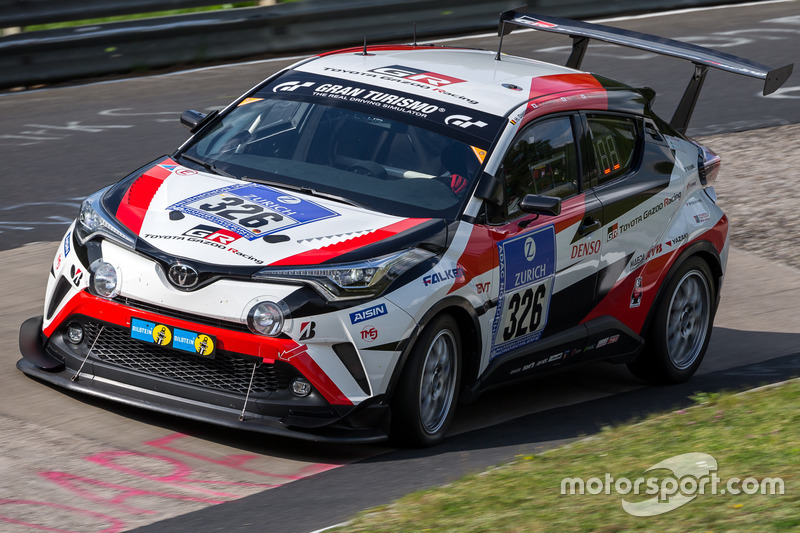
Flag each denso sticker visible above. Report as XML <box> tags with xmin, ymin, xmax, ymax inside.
<box><xmin>168</xmin><ymin>183</ymin><xmax>339</xmax><ymax>240</ymax></box>
<box><xmin>491</xmin><ymin>225</ymin><xmax>556</xmax><ymax>358</ymax></box>
<box><xmin>350</xmin><ymin>303</ymin><xmax>388</xmax><ymax>324</ymax></box>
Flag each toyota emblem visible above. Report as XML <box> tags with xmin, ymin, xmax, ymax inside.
<box><xmin>168</xmin><ymin>263</ymin><xmax>199</xmax><ymax>289</ymax></box>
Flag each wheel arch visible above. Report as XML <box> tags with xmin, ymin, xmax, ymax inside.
<box><xmin>384</xmin><ymin>296</ymin><xmax>483</xmax><ymax>403</ymax></box>
<box><xmin>641</xmin><ymin>240</ymin><xmax>723</xmax><ymax>338</ymax></box>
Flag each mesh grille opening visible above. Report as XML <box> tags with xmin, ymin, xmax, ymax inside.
<box><xmin>83</xmin><ymin>322</ymin><xmax>289</xmax><ymax>395</ymax></box>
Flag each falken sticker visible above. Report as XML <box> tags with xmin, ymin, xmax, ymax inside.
<box><xmin>168</xmin><ymin>183</ymin><xmax>340</xmax><ymax>240</ymax></box>
<box><xmin>491</xmin><ymin>225</ymin><xmax>556</xmax><ymax>359</ymax></box>
<box><xmin>63</xmin><ymin>231</ymin><xmax>71</xmax><ymax>257</ymax></box>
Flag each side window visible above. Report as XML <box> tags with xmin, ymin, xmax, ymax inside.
<box><xmin>586</xmin><ymin>114</ymin><xmax>639</xmax><ymax>185</ymax></box>
<box><xmin>501</xmin><ymin>116</ymin><xmax>578</xmax><ymax>219</ymax></box>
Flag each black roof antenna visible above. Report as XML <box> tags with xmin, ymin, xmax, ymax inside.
<box><xmin>358</xmin><ymin>36</ymin><xmax>373</xmax><ymax>56</ymax></box>
<box><xmin>413</xmin><ymin>22</ymin><xmax>418</xmax><ymax>46</ymax></box>
<box><xmin>495</xmin><ymin>21</ymin><xmax>506</xmax><ymax>61</ymax></box>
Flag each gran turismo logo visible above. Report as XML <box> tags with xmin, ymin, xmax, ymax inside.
<box><xmin>444</xmin><ymin>114</ymin><xmax>488</xmax><ymax>129</ymax></box>
<box><xmin>273</xmin><ymin>81</ymin><xmax>315</xmax><ymax>93</ymax></box>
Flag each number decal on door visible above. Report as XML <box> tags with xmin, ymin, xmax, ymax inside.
<box><xmin>501</xmin><ymin>284</ymin><xmax>547</xmax><ymax>342</ymax></box>
<box><xmin>491</xmin><ymin>225</ymin><xmax>556</xmax><ymax>358</ymax></box>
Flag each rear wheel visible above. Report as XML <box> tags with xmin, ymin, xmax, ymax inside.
<box><xmin>391</xmin><ymin>315</ymin><xmax>461</xmax><ymax>447</ymax></box>
<box><xmin>628</xmin><ymin>257</ymin><xmax>715</xmax><ymax>383</ymax></box>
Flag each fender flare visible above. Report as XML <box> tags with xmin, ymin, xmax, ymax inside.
<box><xmin>640</xmin><ymin>240</ymin><xmax>723</xmax><ymax>338</ymax></box>
<box><xmin>383</xmin><ymin>295</ymin><xmax>484</xmax><ymax>403</ymax></box>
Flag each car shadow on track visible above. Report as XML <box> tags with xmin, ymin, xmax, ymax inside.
<box><xmin>122</xmin><ymin>326</ymin><xmax>800</xmax><ymax>533</ymax></box>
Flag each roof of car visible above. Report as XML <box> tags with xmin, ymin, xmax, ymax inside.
<box><xmin>298</xmin><ymin>46</ymin><xmax>625</xmax><ymax>118</ymax></box>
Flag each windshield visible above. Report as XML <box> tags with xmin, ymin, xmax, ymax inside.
<box><xmin>179</xmin><ymin>72</ymin><xmax>501</xmax><ymax>219</ymax></box>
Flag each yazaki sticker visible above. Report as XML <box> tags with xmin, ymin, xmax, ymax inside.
<box><xmin>167</xmin><ymin>183</ymin><xmax>340</xmax><ymax>240</ymax></box>
<box><xmin>490</xmin><ymin>225</ymin><xmax>556</xmax><ymax>358</ymax></box>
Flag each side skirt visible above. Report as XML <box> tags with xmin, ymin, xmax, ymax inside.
<box><xmin>466</xmin><ymin>316</ymin><xmax>643</xmax><ymax>399</ymax></box>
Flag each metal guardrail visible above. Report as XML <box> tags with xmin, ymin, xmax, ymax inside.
<box><xmin>0</xmin><ymin>0</ymin><xmax>230</xmax><ymax>27</ymax></box>
<box><xmin>0</xmin><ymin>0</ymin><xmax>762</xmax><ymax>90</ymax></box>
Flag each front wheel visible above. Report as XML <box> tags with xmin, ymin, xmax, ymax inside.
<box><xmin>628</xmin><ymin>257</ymin><xmax>715</xmax><ymax>384</ymax></box>
<box><xmin>391</xmin><ymin>315</ymin><xmax>461</xmax><ymax>447</ymax></box>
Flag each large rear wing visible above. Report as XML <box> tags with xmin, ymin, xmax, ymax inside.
<box><xmin>497</xmin><ymin>10</ymin><xmax>794</xmax><ymax>134</ymax></box>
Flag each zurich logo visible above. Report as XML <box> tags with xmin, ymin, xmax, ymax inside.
<box><xmin>168</xmin><ymin>263</ymin><xmax>199</xmax><ymax>289</ymax></box>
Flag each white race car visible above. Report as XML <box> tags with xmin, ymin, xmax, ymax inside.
<box><xmin>18</xmin><ymin>11</ymin><xmax>792</xmax><ymax>445</ymax></box>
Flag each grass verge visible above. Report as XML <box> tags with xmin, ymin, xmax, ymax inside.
<box><xmin>334</xmin><ymin>380</ymin><xmax>799</xmax><ymax>532</ymax></box>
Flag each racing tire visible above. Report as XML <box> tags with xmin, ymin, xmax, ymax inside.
<box><xmin>628</xmin><ymin>257</ymin><xmax>715</xmax><ymax>384</ymax></box>
<box><xmin>391</xmin><ymin>315</ymin><xmax>461</xmax><ymax>447</ymax></box>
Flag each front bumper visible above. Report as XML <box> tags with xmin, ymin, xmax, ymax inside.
<box><xmin>18</xmin><ymin>315</ymin><xmax>389</xmax><ymax>443</ymax></box>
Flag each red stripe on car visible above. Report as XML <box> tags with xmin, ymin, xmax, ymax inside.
<box><xmin>268</xmin><ymin>218</ymin><xmax>430</xmax><ymax>266</ymax></box>
<box><xmin>522</xmin><ymin>74</ymin><xmax>608</xmax><ymax>125</ymax></box>
<box><xmin>115</xmin><ymin>159</ymin><xmax>174</xmax><ymax>235</ymax></box>
<box><xmin>44</xmin><ymin>291</ymin><xmax>352</xmax><ymax>406</ymax></box>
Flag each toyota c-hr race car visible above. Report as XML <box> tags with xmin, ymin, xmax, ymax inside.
<box><xmin>18</xmin><ymin>11</ymin><xmax>793</xmax><ymax>446</ymax></box>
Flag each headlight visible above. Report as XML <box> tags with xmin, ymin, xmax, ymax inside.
<box><xmin>76</xmin><ymin>188</ymin><xmax>136</xmax><ymax>249</ymax></box>
<box><xmin>92</xmin><ymin>260</ymin><xmax>121</xmax><ymax>299</ymax></box>
<box><xmin>247</xmin><ymin>301</ymin><xmax>285</xmax><ymax>336</ymax></box>
<box><xmin>253</xmin><ymin>248</ymin><xmax>436</xmax><ymax>300</ymax></box>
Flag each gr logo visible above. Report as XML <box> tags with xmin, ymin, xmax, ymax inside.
<box><xmin>184</xmin><ymin>224</ymin><xmax>241</xmax><ymax>245</ymax></box>
<box><xmin>445</xmin><ymin>114</ymin><xmax>488</xmax><ymax>129</ymax></box>
<box><xmin>369</xmin><ymin>65</ymin><xmax>466</xmax><ymax>87</ymax></box>
<box><xmin>273</xmin><ymin>81</ymin><xmax>315</xmax><ymax>93</ymax></box>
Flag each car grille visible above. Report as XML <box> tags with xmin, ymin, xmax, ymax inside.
<box><xmin>83</xmin><ymin>322</ymin><xmax>289</xmax><ymax>395</ymax></box>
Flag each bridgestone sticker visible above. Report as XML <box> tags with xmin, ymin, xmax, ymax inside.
<box><xmin>491</xmin><ymin>225</ymin><xmax>556</xmax><ymax>358</ymax></box>
<box><xmin>168</xmin><ymin>183</ymin><xmax>339</xmax><ymax>240</ymax></box>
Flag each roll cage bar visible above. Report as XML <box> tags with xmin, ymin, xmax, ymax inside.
<box><xmin>497</xmin><ymin>10</ymin><xmax>794</xmax><ymax>134</ymax></box>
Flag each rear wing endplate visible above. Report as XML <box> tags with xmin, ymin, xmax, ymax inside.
<box><xmin>497</xmin><ymin>10</ymin><xmax>794</xmax><ymax>134</ymax></box>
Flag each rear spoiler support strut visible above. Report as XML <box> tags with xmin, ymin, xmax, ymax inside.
<box><xmin>673</xmin><ymin>63</ymin><xmax>708</xmax><ymax>137</ymax></box>
<box><xmin>497</xmin><ymin>10</ymin><xmax>793</xmax><ymax>134</ymax></box>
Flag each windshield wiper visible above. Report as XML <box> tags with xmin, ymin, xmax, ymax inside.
<box><xmin>241</xmin><ymin>176</ymin><xmax>366</xmax><ymax>209</ymax></box>
<box><xmin>178</xmin><ymin>153</ymin><xmax>236</xmax><ymax>179</ymax></box>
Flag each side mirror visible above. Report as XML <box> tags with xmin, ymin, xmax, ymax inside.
<box><xmin>520</xmin><ymin>194</ymin><xmax>561</xmax><ymax>216</ymax></box>
<box><xmin>180</xmin><ymin>109</ymin><xmax>205</xmax><ymax>131</ymax></box>
<box><xmin>180</xmin><ymin>109</ymin><xmax>218</xmax><ymax>133</ymax></box>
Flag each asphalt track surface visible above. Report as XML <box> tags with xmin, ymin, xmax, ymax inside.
<box><xmin>0</xmin><ymin>2</ymin><xmax>799</xmax><ymax>532</ymax></box>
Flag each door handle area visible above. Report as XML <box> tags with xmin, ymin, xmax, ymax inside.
<box><xmin>578</xmin><ymin>217</ymin><xmax>601</xmax><ymax>236</ymax></box>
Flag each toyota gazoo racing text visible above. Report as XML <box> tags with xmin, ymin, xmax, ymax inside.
<box><xmin>18</xmin><ymin>11</ymin><xmax>793</xmax><ymax>446</ymax></box>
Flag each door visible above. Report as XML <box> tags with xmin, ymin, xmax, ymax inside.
<box><xmin>485</xmin><ymin>114</ymin><xmax>603</xmax><ymax>361</ymax></box>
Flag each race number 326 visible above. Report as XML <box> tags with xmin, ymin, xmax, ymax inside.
<box><xmin>502</xmin><ymin>283</ymin><xmax>547</xmax><ymax>341</ymax></box>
